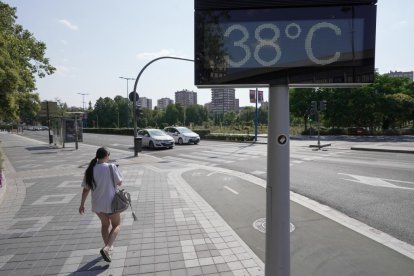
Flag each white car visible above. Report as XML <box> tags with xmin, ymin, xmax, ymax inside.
<box><xmin>164</xmin><ymin>126</ymin><xmax>200</xmax><ymax>145</ymax></box>
<box><xmin>137</xmin><ymin>129</ymin><xmax>174</xmax><ymax>149</ymax></box>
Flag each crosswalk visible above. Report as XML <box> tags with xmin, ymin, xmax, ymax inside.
<box><xmin>162</xmin><ymin>145</ymin><xmax>351</xmax><ymax>175</ymax></box>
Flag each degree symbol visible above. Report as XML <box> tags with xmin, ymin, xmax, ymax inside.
<box><xmin>285</xmin><ymin>23</ymin><xmax>301</xmax><ymax>40</ymax></box>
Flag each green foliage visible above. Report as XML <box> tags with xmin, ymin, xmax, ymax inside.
<box><xmin>205</xmin><ymin>133</ymin><xmax>255</xmax><ymax>142</ymax></box>
<box><xmin>192</xmin><ymin>129</ymin><xmax>210</xmax><ymax>138</ymax></box>
<box><xmin>0</xmin><ymin>2</ymin><xmax>55</xmax><ymax>122</ymax></box>
<box><xmin>290</xmin><ymin>73</ymin><xmax>414</xmax><ymax>132</ymax></box>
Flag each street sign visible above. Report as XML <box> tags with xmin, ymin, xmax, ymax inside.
<box><xmin>194</xmin><ymin>1</ymin><xmax>377</xmax><ymax>87</ymax></box>
<box><xmin>39</xmin><ymin>101</ymin><xmax>59</xmax><ymax>117</ymax></box>
<box><xmin>249</xmin><ymin>90</ymin><xmax>256</xmax><ymax>103</ymax></box>
<box><xmin>129</xmin><ymin>92</ymin><xmax>139</xmax><ymax>102</ymax></box>
<box><xmin>258</xmin><ymin>91</ymin><xmax>264</xmax><ymax>103</ymax></box>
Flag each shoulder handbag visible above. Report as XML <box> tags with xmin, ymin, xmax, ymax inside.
<box><xmin>109</xmin><ymin>165</ymin><xmax>137</xmax><ymax>220</ymax></box>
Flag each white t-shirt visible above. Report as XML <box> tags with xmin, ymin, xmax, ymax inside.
<box><xmin>82</xmin><ymin>163</ymin><xmax>123</xmax><ymax>213</ymax></box>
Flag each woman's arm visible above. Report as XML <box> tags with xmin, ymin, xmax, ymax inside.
<box><xmin>113</xmin><ymin>165</ymin><xmax>123</xmax><ymax>186</ymax></box>
<box><xmin>79</xmin><ymin>188</ymin><xmax>90</xmax><ymax>214</ymax></box>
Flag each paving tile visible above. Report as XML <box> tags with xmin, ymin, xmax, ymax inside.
<box><xmin>201</xmin><ymin>264</ymin><xmax>219</xmax><ymax>274</ymax></box>
<box><xmin>0</xmin><ymin>136</ymin><xmax>265</xmax><ymax>276</ymax></box>
<box><xmin>170</xmin><ymin>268</ymin><xmax>187</xmax><ymax>276</ymax></box>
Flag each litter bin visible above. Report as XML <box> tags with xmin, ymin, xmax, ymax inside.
<box><xmin>134</xmin><ymin>136</ymin><xmax>142</xmax><ymax>156</ymax></box>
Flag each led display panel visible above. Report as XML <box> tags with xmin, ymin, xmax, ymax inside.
<box><xmin>195</xmin><ymin>4</ymin><xmax>376</xmax><ymax>87</ymax></box>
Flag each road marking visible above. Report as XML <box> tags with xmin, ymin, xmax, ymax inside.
<box><xmin>179</xmin><ymin>154</ymin><xmax>233</xmax><ymax>163</ymax></box>
<box><xmin>253</xmin><ymin>218</ymin><xmax>295</xmax><ymax>233</ymax></box>
<box><xmin>184</xmin><ymin>163</ymin><xmax>414</xmax><ymax>260</ymax></box>
<box><xmin>339</xmin><ymin>173</ymin><xmax>414</xmax><ymax>190</ymax></box>
<box><xmin>290</xmin><ymin>191</ymin><xmax>414</xmax><ymax>260</ymax></box>
<box><xmin>251</xmin><ymin>170</ymin><xmax>266</xmax><ymax>175</ymax></box>
<box><xmin>110</xmin><ymin>143</ymin><xmax>131</xmax><ymax>147</ymax></box>
<box><xmin>224</xmin><ymin>185</ymin><xmax>239</xmax><ymax>195</ymax></box>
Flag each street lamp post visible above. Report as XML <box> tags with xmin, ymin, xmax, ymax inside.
<box><xmin>77</xmin><ymin>93</ymin><xmax>89</xmax><ymax>128</ymax></box>
<box><xmin>119</xmin><ymin>76</ymin><xmax>135</xmax><ymax>128</ymax></box>
<box><xmin>132</xmin><ymin>56</ymin><xmax>194</xmax><ymax>156</ymax></box>
<box><xmin>77</xmin><ymin>93</ymin><xmax>89</xmax><ymax>111</ymax></box>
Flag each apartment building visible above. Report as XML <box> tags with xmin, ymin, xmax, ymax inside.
<box><xmin>211</xmin><ymin>88</ymin><xmax>238</xmax><ymax>114</ymax></box>
<box><xmin>157</xmin><ymin>98</ymin><xmax>174</xmax><ymax>110</ymax></box>
<box><xmin>138</xmin><ymin>97</ymin><xmax>152</xmax><ymax>110</ymax></box>
<box><xmin>385</xmin><ymin>71</ymin><xmax>413</xmax><ymax>81</ymax></box>
<box><xmin>175</xmin><ymin>89</ymin><xmax>197</xmax><ymax>107</ymax></box>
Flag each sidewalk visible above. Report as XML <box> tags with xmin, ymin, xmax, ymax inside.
<box><xmin>0</xmin><ymin>133</ymin><xmax>413</xmax><ymax>275</ymax></box>
<box><xmin>258</xmin><ymin>134</ymin><xmax>414</xmax><ymax>154</ymax></box>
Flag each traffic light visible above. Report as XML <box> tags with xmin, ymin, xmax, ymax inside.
<box><xmin>134</xmin><ymin>105</ymin><xmax>143</xmax><ymax>119</ymax></box>
<box><xmin>310</xmin><ymin>101</ymin><xmax>317</xmax><ymax>113</ymax></box>
<box><xmin>320</xmin><ymin>100</ymin><xmax>327</xmax><ymax>111</ymax></box>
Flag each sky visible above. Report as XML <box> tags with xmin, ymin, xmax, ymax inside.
<box><xmin>3</xmin><ymin>0</ymin><xmax>414</xmax><ymax>109</ymax></box>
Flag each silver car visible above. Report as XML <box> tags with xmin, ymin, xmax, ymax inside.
<box><xmin>164</xmin><ymin>126</ymin><xmax>200</xmax><ymax>145</ymax></box>
<box><xmin>137</xmin><ymin>129</ymin><xmax>174</xmax><ymax>149</ymax></box>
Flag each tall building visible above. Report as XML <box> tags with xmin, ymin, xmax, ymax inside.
<box><xmin>385</xmin><ymin>71</ymin><xmax>413</xmax><ymax>81</ymax></box>
<box><xmin>157</xmin><ymin>98</ymin><xmax>174</xmax><ymax>110</ymax></box>
<box><xmin>175</xmin><ymin>89</ymin><xmax>197</xmax><ymax>107</ymax></box>
<box><xmin>138</xmin><ymin>97</ymin><xmax>152</xmax><ymax>110</ymax></box>
<box><xmin>234</xmin><ymin>98</ymin><xmax>239</xmax><ymax>112</ymax></box>
<box><xmin>211</xmin><ymin>88</ymin><xmax>238</xmax><ymax>114</ymax></box>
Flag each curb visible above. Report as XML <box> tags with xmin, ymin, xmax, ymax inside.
<box><xmin>0</xmin><ymin>170</ymin><xmax>5</xmax><ymax>205</ymax></box>
<box><xmin>350</xmin><ymin>147</ymin><xmax>414</xmax><ymax>154</ymax></box>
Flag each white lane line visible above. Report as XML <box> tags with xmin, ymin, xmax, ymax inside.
<box><xmin>224</xmin><ymin>185</ymin><xmax>239</xmax><ymax>195</ymax></box>
<box><xmin>251</xmin><ymin>170</ymin><xmax>266</xmax><ymax>175</ymax></box>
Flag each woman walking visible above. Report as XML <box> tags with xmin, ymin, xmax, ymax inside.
<box><xmin>79</xmin><ymin>147</ymin><xmax>123</xmax><ymax>262</ymax></box>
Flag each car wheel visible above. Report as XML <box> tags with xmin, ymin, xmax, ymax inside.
<box><xmin>178</xmin><ymin>138</ymin><xmax>183</xmax><ymax>145</ymax></box>
<box><xmin>194</xmin><ymin>141</ymin><xmax>199</xmax><ymax>145</ymax></box>
<box><xmin>149</xmin><ymin>141</ymin><xmax>155</xmax><ymax>149</ymax></box>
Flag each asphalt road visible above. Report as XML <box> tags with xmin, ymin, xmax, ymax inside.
<box><xmin>22</xmin><ymin>131</ymin><xmax>414</xmax><ymax>250</ymax></box>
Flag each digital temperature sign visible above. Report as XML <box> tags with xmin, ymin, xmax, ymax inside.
<box><xmin>195</xmin><ymin>4</ymin><xmax>376</xmax><ymax>87</ymax></box>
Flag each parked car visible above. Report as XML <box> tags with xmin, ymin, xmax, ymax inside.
<box><xmin>137</xmin><ymin>129</ymin><xmax>174</xmax><ymax>149</ymax></box>
<box><xmin>164</xmin><ymin>126</ymin><xmax>200</xmax><ymax>145</ymax></box>
<box><xmin>32</xmin><ymin>126</ymin><xmax>48</xmax><ymax>131</ymax></box>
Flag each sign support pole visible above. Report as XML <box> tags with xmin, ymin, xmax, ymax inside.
<box><xmin>255</xmin><ymin>88</ymin><xmax>258</xmax><ymax>142</ymax></box>
<box><xmin>266</xmin><ymin>85</ymin><xmax>290</xmax><ymax>276</ymax></box>
<box><xmin>75</xmin><ymin>114</ymin><xmax>79</xmax><ymax>150</ymax></box>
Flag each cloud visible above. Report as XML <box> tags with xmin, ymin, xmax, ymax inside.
<box><xmin>136</xmin><ymin>49</ymin><xmax>185</xmax><ymax>60</ymax></box>
<box><xmin>58</xmin><ymin>19</ymin><xmax>78</xmax><ymax>31</ymax></box>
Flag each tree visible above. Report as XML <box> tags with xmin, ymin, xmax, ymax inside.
<box><xmin>185</xmin><ymin>104</ymin><xmax>208</xmax><ymax>126</ymax></box>
<box><xmin>165</xmin><ymin>104</ymin><xmax>181</xmax><ymax>125</ymax></box>
<box><xmin>93</xmin><ymin>97</ymin><xmax>117</xmax><ymax>128</ymax></box>
<box><xmin>223</xmin><ymin>111</ymin><xmax>237</xmax><ymax>126</ymax></box>
<box><xmin>384</xmin><ymin>93</ymin><xmax>414</xmax><ymax>129</ymax></box>
<box><xmin>289</xmin><ymin>88</ymin><xmax>314</xmax><ymax>130</ymax></box>
<box><xmin>17</xmin><ymin>91</ymin><xmax>41</xmax><ymax>124</ymax></box>
<box><xmin>114</xmin><ymin>95</ymin><xmax>129</xmax><ymax>128</ymax></box>
<box><xmin>0</xmin><ymin>2</ymin><xmax>55</xmax><ymax>122</ymax></box>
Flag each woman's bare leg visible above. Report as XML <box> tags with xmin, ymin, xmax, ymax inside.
<box><xmin>96</xmin><ymin>212</ymin><xmax>110</xmax><ymax>245</ymax></box>
<box><xmin>105</xmin><ymin>212</ymin><xmax>121</xmax><ymax>249</ymax></box>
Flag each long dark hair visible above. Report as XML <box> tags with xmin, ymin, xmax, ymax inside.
<box><xmin>84</xmin><ymin>147</ymin><xmax>109</xmax><ymax>190</ymax></box>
